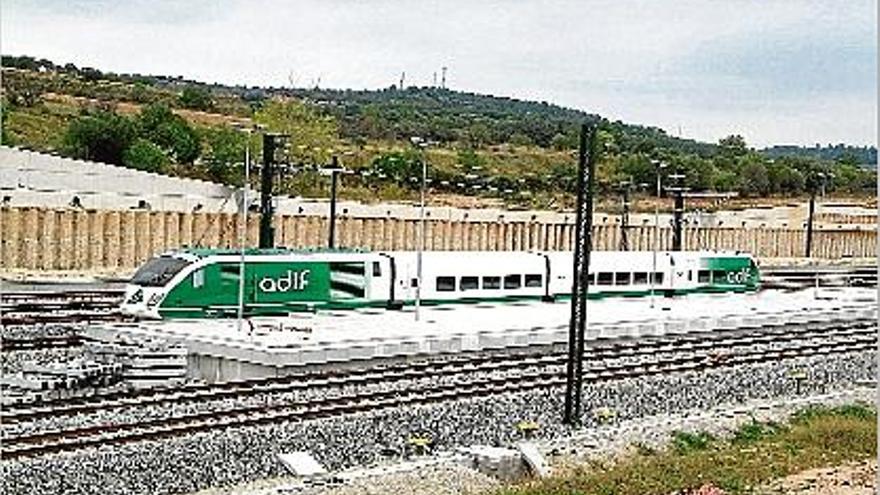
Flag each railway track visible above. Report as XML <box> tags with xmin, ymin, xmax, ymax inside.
<box><xmin>2</xmin><ymin>319</ymin><xmax>875</xmax><ymax>459</ymax></box>
<box><xmin>0</xmin><ymin>335</ymin><xmax>85</xmax><ymax>352</ymax></box>
<box><xmin>0</xmin><ymin>290</ymin><xmax>125</xmax><ymax>326</ymax></box>
<box><xmin>762</xmin><ymin>266</ymin><xmax>877</xmax><ymax>289</ymax></box>
<box><xmin>2</xmin><ymin>315</ymin><xmax>872</xmax><ymax>421</ymax></box>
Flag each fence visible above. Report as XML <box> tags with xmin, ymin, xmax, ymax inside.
<box><xmin>0</xmin><ymin>207</ymin><xmax>875</xmax><ymax>272</ymax></box>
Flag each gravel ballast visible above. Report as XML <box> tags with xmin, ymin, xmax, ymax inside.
<box><xmin>1</xmin><ymin>349</ymin><xmax>874</xmax><ymax>495</ymax></box>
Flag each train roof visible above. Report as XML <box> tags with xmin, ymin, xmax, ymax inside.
<box><xmin>169</xmin><ymin>247</ymin><xmax>369</xmax><ymax>259</ymax></box>
<box><xmin>161</xmin><ymin>248</ymin><xmax>755</xmax><ymax>260</ymax></box>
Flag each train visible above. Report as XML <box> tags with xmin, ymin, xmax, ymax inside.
<box><xmin>120</xmin><ymin>248</ymin><xmax>761</xmax><ymax>319</ymax></box>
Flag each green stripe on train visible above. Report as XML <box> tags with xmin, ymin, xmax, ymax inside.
<box><xmin>157</xmin><ymin>284</ymin><xmax>758</xmax><ymax>318</ymax></box>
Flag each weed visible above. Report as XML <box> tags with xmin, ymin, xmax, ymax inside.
<box><xmin>672</xmin><ymin>431</ymin><xmax>715</xmax><ymax>454</ymax></box>
<box><xmin>732</xmin><ymin>420</ymin><xmax>784</xmax><ymax>444</ymax></box>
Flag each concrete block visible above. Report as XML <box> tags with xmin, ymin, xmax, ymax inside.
<box><xmin>278</xmin><ymin>451</ymin><xmax>328</xmax><ymax>477</ymax></box>
<box><xmin>517</xmin><ymin>442</ymin><xmax>551</xmax><ymax>478</ymax></box>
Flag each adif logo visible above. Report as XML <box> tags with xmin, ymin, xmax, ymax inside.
<box><xmin>259</xmin><ymin>270</ymin><xmax>310</xmax><ymax>292</ymax></box>
<box><xmin>725</xmin><ymin>267</ymin><xmax>751</xmax><ymax>284</ymax></box>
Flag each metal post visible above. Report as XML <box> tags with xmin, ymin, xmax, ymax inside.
<box><xmin>328</xmin><ymin>156</ymin><xmax>339</xmax><ymax>249</ymax></box>
<box><xmin>236</xmin><ymin>134</ymin><xmax>250</xmax><ymax>332</ymax></box>
<box><xmin>650</xmin><ymin>163</ymin><xmax>664</xmax><ymax>308</ymax></box>
<box><xmin>415</xmin><ymin>150</ymin><xmax>426</xmax><ymax>321</ymax></box>
<box><xmin>672</xmin><ymin>189</ymin><xmax>684</xmax><ymax>251</ymax></box>
<box><xmin>620</xmin><ymin>184</ymin><xmax>630</xmax><ymax>251</ymax></box>
<box><xmin>259</xmin><ymin>134</ymin><xmax>276</xmax><ymax>249</ymax></box>
<box><xmin>805</xmin><ymin>191</ymin><xmax>815</xmax><ymax>257</ymax></box>
<box><xmin>563</xmin><ymin>123</ymin><xmax>596</xmax><ymax>426</ymax></box>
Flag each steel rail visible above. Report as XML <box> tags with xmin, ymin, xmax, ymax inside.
<box><xmin>1</xmin><ymin>317</ymin><xmax>874</xmax><ymax>423</ymax></box>
<box><xmin>2</xmin><ymin>334</ymin><xmax>874</xmax><ymax>459</ymax></box>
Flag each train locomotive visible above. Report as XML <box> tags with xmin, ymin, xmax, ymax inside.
<box><xmin>121</xmin><ymin>248</ymin><xmax>760</xmax><ymax>319</ymax></box>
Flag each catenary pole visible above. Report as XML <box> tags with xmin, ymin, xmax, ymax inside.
<box><xmin>236</xmin><ymin>131</ymin><xmax>251</xmax><ymax>333</ymax></box>
<box><xmin>563</xmin><ymin>123</ymin><xmax>596</xmax><ymax>426</ymax></box>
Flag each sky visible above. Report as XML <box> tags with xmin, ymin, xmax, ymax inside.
<box><xmin>1</xmin><ymin>0</ymin><xmax>876</xmax><ymax>148</ymax></box>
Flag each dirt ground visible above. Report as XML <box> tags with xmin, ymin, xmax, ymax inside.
<box><xmin>757</xmin><ymin>459</ymin><xmax>876</xmax><ymax>494</ymax></box>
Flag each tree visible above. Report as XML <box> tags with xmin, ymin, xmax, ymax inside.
<box><xmin>718</xmin><ymin>134</ymin><xmax>748</xmax><ymax>163</ymax></box>
<box><xmin>179</xmin><ymin>86</ymin><xmax>213</xmax><ymax>111</ymax></box>
<box><xmin>137</xmin><ymin>104</ymin><xmax>201</xmax><ymax>163</ymax></box>
<box><xmin>123</xmin><ymin>138</ymin><xmax>168</xmax><ymax>172</ymax></box>
<box><xmin>457</xmin><ymin>148</ymin><xmax>485</xmax><ymax>170</ymax></box>
<box><xmin>547</xmin><ymin>162</ymin><xmax>577</xmax><ymax>194</ymax></box>
<box><xmin>254</xmin><ymin>99</ymin><xmax>339</xmax><ymax>164</ymax></box>
<box><xmin>466</xmin><ymin>122</ymin><xmax>491</xmax><ymax>148</ymax></box>
<box><xmin>370</xmin><ymin>151</ymin><xmax>421</xmax><ymax>187</ymax></box>
<box><xmin>736</xmin><ymin>159</ymin><xmax>770</xmax><ymax>197</ymax></box>
<box><xmin>509</xmin><ymin>132</ymin><xmax>533</xmax><ymax>147</ymax></box>
<box><xmin>63</xmin><ymin>110</ymin><xmax>137</xmax><ymax>165</ymax></box>
<box><xmin>202</xmin><ymin>126</ymin><xmax>250</xmax><ymax>185</ymax></box>
<box><xmin>766</xmin><ymin>161</ymin><xmax>804</xmax><ymax>194</ymax></box>
<box><xmin>0</xmin><ymin>102</ymin><xmax>14</xmax><ymax>146</ymax></box>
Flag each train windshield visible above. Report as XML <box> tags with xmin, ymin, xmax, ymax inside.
<box><xmin>131</xmin><ymin>256</ymin><xmax>191</xmax><ymax>287</ymax></box>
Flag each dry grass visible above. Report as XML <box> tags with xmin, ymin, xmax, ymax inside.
<box><xmin>499</xmin><ymin>403</ymin><xmax>876</xmax><ymax>495</ymax></box>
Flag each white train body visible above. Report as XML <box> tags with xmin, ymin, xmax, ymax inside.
<box><xmin>121</xmin><ymin>249</ymin><xmax>760</xmax><ymax>319</ymax></box>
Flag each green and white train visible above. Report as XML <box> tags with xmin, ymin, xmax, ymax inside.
<box><xmin>121</xmin><ymin>248</ymin><xmax>761</xmax><ymax>319</ymax></box>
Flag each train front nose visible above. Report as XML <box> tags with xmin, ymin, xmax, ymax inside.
<box><xmin>120</xmin><ymin>286</ymin><xmax>161</xmax><ymax>319</ymax></box>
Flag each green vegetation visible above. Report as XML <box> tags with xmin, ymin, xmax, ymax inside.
<box><xmin>500</xmin><ymin>403</ymin><xmax>876</xmax><ymax>495</ymax></box>
<box><xmin>60</xmin><ymin>103</ymin><xmax>202</xmax><ymax>171</ymax></box>
<box><xmin>1</xmin><ymin>54</ymin><xmax>875</xmax><ymax>208</ymax></box>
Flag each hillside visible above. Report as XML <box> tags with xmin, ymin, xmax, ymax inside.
<box><xmin>1</xmin><ymin>54</ymin><xmax>875</xmax><ymax>210</ymax></box>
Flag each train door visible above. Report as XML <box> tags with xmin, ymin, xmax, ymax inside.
<box><xmin>365</xmin><ymin>256</ymin><xmax>393</xmax><ymax>303</ymax></box>
<box><xmin>393</xmin><ymin>254</ymin><xmax>418</xmax><ymax>303</ymax></box>
<box><xmin>666</xmin><ymin>254</ymin><xmax>698</xmax><ymax>294</ymax></box>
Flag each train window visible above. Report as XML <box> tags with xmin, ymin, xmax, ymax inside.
<box><xmin>712</xmin><ymin>270</ymin><xmax>728</xmax><ymax>283</ymax></box>
<box><xmin>436</xmin><ymin>276</ymin><xmax>456</xmax><ymax>292</ymax></box>
<box><xmin>460</xmin><ymin>276</ymin><xmax>479</xmax><ymax>291</ymax></box>
<box><xmin>587</xmin><ymin>273</ymin><xmax>595</xmax><ymax>285</ymax></box>
<box><xmin>131</xmin><ymin>256</ymin><xmax>191</xmax><ymax>287</ymax></box>
<box><xmin>597</xmin><ymin>272</ymin><xmax>614</xmax><ymax>285</ymax></box>
<box><xmin>653</xmin><ymin>272</ymin><xmax>664</xmax><ymax>284</ymax></box>
<box><xmin>331</xmin><ymin>262</ymin><xmax>366</xmax><ymax>275</ymax></box>
<box><xmin>410</xmin><ymin>278</ymin><xmax>419</xmax><ymax>288</ymax></box>
<box><xmin>698</xmin><ymin>270</ymin><xmax>710</xmax><ymax>283</ymax></box>
<box><xmin>192</xmin><ymin>269</ymin><xmax>204</xmax><ymax>288</ymax></box>
<box><xmin>372</xmin><ymin>262</ymin><xmax>382</xmax><ymax>277</ymax></box>
<box><xmin>633</xmin><ymin>272</ymin><xmax>648</xmax><ymax>285</ymax></box>
<box><xmin>615</xmin><ymin>272</ymin><xmax>631</xmax><ymax>285</ymax></box>
<box><xmin>524</xmin><ymin>274</ymin><xmax>543</xmax><ymax>287</ymax></box>
<box><xmin>688</xmin><ymin>270</ymin><xmax>693</xmax><ymax>281</ymax></box>
<box><xmin>504</xmin><ymin>274</ymin><xmax>522</xmax><ymax>289</ymax></box>
<box><xmin>219</xmin><ymin>264</ymin><xmax>240</xmax><ymax>284</ymax></box>
<box><xmin>482</xmin><ymin>276</ymin><xmax>501</xmax><ymax>289</ymax></box>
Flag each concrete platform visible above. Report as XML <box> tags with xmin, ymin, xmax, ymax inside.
<box><xmin>85</xmin><ymin>288</ymin><xmax>877</xmax><ymax>383</ymax></box>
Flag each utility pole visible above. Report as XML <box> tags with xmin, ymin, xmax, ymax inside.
<box><xmin>410</xmin><ymin>137</ymin><xmax>429</xmax><ymax>322</ymax></box>
<box><xmin>650</xmin><ymin>160</ymin><xmax>667</xmax><ymax>308</ymax></box>
<box><xmin>236</xmin><ymin>128</ymin><xmax>252</xmax><ymax>332</ymax></box>
<box><xmin>259</xmin><ymin>134</ymin><xmax>276</xmax><ymax>249</ymax></box>
<box><xmin>805</xmin><ymin>190</ymin><xmax>815</xmax><ymax>257</ymax></box>
<box><xmin>563</xmin><ymin>123</ymin><xmax>596</xmax><ymax>426</ymax></box>
<box><xmin>328</xmin><ymin>156</ymin><xmax>340</xmax><ymax>248</ymax></box>
<box><xmin>666</xmin><ymin>173</ymin><xmax>687</xmax><ymax>252</ymax></box>
<box><xmin>259</xmin><ymin>133</ymin><xmax>288</xmax><ymax>249</ymax></box>
<box><xmin>441</xmin><ymin>66</ymin><xmax>447</xmax><ymax>88</ymax></box>
<box><xmin>617</xmin><ymin>180</ymin><xmax>632</xmax><ymax>251</ymax></box>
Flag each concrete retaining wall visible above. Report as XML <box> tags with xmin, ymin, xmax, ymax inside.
<box><xmin>0</xmin><ymin>206</ymin><xmax>875</xmax><ymax>272</ymax></box>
